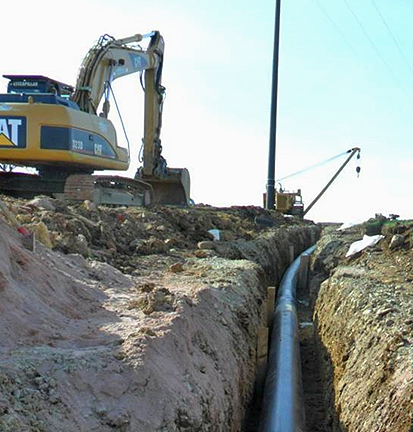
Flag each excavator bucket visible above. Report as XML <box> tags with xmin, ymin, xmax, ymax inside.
<box><xmin>140</xmin><ymin>168</ymin><xmax>191</xmax><ymax>206</ymax></box>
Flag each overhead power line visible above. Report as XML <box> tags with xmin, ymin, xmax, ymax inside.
<box><xmin>341</xmin><ymin>0</ymin><xmax>401</xmax><ymax>86</ymax></box>
<box><xmin>370</xmin><ymin>0</ymin><xmax>413</xmax><ymax>79</ymax></box>
<box><xmin>312</xmin><ymin>0</ymin><xmax>413</xmax><ymax>108</ymax></box>
<box><xmin>313</xmin><ymin>0</ymin><xmax>360</xmax><ymax>60</ymax></box>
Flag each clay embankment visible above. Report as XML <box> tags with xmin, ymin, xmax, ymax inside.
<box><xmin>0</xmin><ymin>199</ymin><xmax>318</xmax><ymax>431</ymax></box>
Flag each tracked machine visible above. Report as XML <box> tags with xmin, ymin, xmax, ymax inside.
<box><xmin>0</xmin><ymin>31</ymin><xmax>190</xmax><ymax>206</ymax></box>
<box><xmin>265</xmin><ymin>147</ymin><xmax>361</xmax><ymax>217</ymax></box>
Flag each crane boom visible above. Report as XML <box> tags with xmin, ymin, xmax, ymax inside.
<box><xmin>303</xmin><ymin>147</ymin><xmax>360</xmax><ymax>217</ymax></box>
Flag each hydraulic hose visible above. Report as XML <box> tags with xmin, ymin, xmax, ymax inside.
<box><xmin>259</xmin><ymin>245</ymin><xmax>315</xmax><ymax>432</ymax></box>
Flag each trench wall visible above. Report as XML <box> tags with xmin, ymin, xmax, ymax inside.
<box><xmin>0</xmin><ymin>223</ymin><xmax>320</xmax><ymax>431</ymax></box>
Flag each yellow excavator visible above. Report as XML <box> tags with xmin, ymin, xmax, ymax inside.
<box><xmin>0</xmin><ymin>31</ymin><xmax>190</xmax><ymax>206</ymax></box>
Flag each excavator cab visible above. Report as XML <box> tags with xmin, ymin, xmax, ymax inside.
<box><xmin>0</xmin><ymin>74</ymin><xmax>129</xmax><ymax>172</ymax></box>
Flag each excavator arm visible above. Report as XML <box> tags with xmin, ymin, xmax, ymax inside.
<box><xmin>73</xmin><ymin>31</ymin><xmax>164</xmax><ymax>118</ymax></box>
<box><xmin>73</xmin><ymin>31</ymin><xmax>190</xmax><ymax>205</ymax></box>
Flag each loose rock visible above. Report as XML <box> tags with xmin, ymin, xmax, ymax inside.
<box><xmin>389</xmin><ymin>234</ymin><xmax>404</xmax><ymax>249</ymax></box>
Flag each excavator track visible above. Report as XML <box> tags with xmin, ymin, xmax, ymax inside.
<box><xmin>64</xmin><ymin>174</ymin><xmax>154</xmax><ymax>206</ymax></box>
<box><xmin>63</xmin><ymin>174</ymin><xmax>95</xmax><ymax>201</ymax></box>
<box><xmin>0</xmin><ymin>171</ymin><xmax>66</xmax><ymax>198</ymax></box>
<box><xmin>0</xmin><ymin>171</ymin><xmax>153</xmax><ymax>206</ymax></box>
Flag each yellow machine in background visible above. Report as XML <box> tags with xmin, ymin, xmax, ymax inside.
<box><xmin>263</xmin><ymin>187</ymin><xmax>304</xmax><ymax>216</ymax></box>
<box><xmin>266</xmin><ymin>147</ymin><xmax>361</xmax><ymax>217</ymax></box>
<box><xmin>275</xmin><ymin>188</ymin><xmax>304</xmax><ymax>216</ymax></box>
<box><xmin>0</xmin><ymin>31</ymin><xmax>190</xmax><ymax>205</ymax></box>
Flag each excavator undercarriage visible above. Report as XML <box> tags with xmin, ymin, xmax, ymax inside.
<box><xmin>0</xmin><ymin>170</ymin><xmax>152</xmax><ymax>205</ymax></box>
<box><xmin>0</xmin><ymin>168</ymin><xmax>189</xmax><ymax>207</ymax></box>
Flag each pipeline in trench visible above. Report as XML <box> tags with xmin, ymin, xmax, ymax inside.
<box><xmin>243</xmin><ymin>246</ymin><xmax>332</xmax><ymax>432</ymax></box>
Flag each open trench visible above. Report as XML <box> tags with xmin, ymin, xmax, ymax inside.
<box><xmin>242</xmin><ymin>245</ymin><xmax>332</xmax><ymax>432</ymax></box>
<box><xmin>2</xmin><ymin>201</ymin><xmax>412</xmax><ymax>431</ymax></box>
<box><xmin>242</xmin><ymin>224</ymin><xmax>413</xmax><ymax>432</ymax></box>
<box><xmin>3</xmin><ymin>211</ymin><xmax>410</xmax><ymax>432</ymax></box>
<box><xmin>296</xmin><ymin>272</ymin><xmax>332</xmax><ymax>432</ymax></box>
<box><xmin>1</xmin><ymin>221</ymin><xmax>332</xmax><ymax>432</ymax></box>
<box><xmin>0</xmin><ymin>218</ymin><xmax>325</xmax><ymax>432</ymax></box>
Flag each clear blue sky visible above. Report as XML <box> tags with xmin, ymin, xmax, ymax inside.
<box><xmin>1</xmin><ymin>0</ymin><xmax>412</xmax><ymax>222</ymax></box>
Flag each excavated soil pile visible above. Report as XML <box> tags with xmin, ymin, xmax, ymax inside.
<box><xmin>0</xmin><ymin>196</ymin><xmax>318</xmax><ymax>432</ymax></box>
<box><xmin>310</xmin><ymin>219</ymin><xmax>413</xmax><ymax>432</ymax></box>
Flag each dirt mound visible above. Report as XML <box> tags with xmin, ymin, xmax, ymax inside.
<box><xmin>6</xmin><ymin>196</ymin><xmax>309</xmax><ymax>271</ymax></box>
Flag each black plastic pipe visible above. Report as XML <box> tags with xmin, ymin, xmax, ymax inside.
<box><xmin>259</xmin><ymin>245</ymin><xmax>315</xmax><ymax>432</ymax></box>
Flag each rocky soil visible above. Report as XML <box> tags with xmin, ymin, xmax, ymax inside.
<box><xmin>0</xmin><ymin>196</ymin><xmax>318</xmax><ymax>431</ymax></box>
<box><xmin>0</xmin><ymin>195</ymin><xmax>411</xmax><ymax>432</ymax></box>
<box><xmin>308</xmin><ymin>219</ymin><xmax>413</xmax><ymax>432</ymax></box>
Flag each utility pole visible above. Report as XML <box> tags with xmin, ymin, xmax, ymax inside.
<box><xmin>266</xmin><ymin>0</ymin><xmax>282</xmax><ymax>210</ymax></box>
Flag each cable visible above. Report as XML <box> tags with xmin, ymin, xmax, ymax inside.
<box><xmin>276</xmin><ymin>149</ymin><xmax>349</xmax><ymax>182</ymax></box>
<box><xmin>139</xmin><ymin>70</ymin><xmax>145</xmax><ymax>92</ymax></box>
<box><xmin>107</xmin><ymin>82</ymin><xmax>131</xmax><ymax>159</ymax></box>
<box><xmin>313</xmin><ymin>0</ymin><xmax>361</xmax><ymax>60</ymax></box>
<box><xmin>312</xmin><ymin>0</ymin><xmax>413</xmax><ymax>117</ymax></box>
<box><xmin>370</xmin><ymin>0</ymin><xmax>413</xmax><ymax>78</ymax></box>
<box><xmin>341</xmin><ymin>0</ymin><xmax>401</xmax><ymax>86</ymax></box>
<box><xmin>138</xmin><ymin>142</ymin><xmax>144</xmax><ymax>163</ymax></box>
<box><xmin>312</xmin><ymin>0</ymin><xmax>384</xmax><ymax>85</ymax></box>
